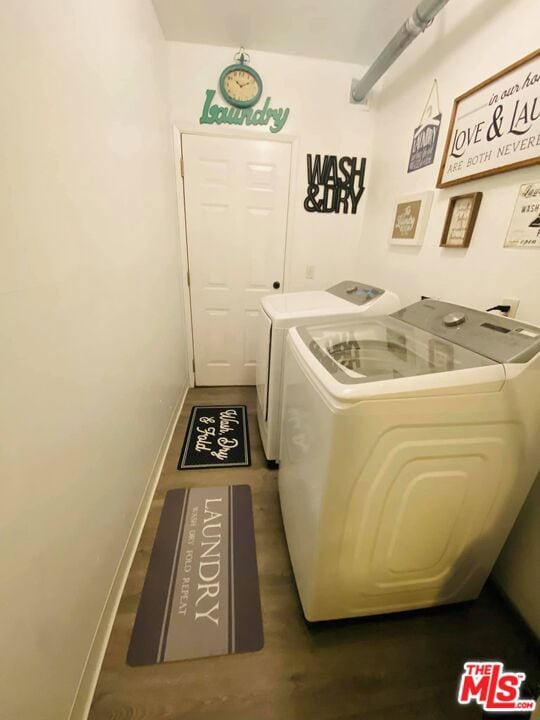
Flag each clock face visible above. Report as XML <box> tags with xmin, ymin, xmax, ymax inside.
<box><xmin>220</xmin><ymin>66</ymin><xmax>262</xmax><ymax>108</ymax></box>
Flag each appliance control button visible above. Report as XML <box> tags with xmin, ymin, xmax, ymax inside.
<box><xmin>443</xmin><ymin>311</ymin><xmax>466</xmax><ymax>327</ymax></box>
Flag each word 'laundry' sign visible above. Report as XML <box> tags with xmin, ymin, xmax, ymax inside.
<box><xmin>304</xmin><ymin>154</ymin><xmax>366</xmax><ymax>213</ymax></box>
<box><xmin>408</xmin><ymin>115</ymin><xmax>442</xmax><ymax>172</ymax></box>
<box><xmin>408</xmin><ymin>80</ymin><xmax>442</xmax><ymax>173</ymax></box>
<box><xmin>199</xmin><ymin>89</ymin><xmax>289</xmax><ymax>134</ymax></box>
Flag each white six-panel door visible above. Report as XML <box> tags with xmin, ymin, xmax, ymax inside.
<box><xmin>182</xmin><ymin>133</ymin><xmax>291</xmax><ymax>386</ymax></box>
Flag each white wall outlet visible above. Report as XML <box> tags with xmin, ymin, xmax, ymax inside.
<box><xmin>305</xmin><ymin>265</ymin><xmax>315</xmax><ymax>280</ymax></box>
<box><xmin>502</xmin><ymin>297</ymin><xmax>520</xmax><ymax>318</ymax></box>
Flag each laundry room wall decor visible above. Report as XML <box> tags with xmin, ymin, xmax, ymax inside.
<box><xmin>199</xmin><ymin>48</ymin><xmax>290</xmax><ymax>134</ymax></box>
<box><xmin>304</xmin><ymin>154</ymin><xmax>366</xmax><ymax>214</ymax></box>
<box><xmin>389</xmin><ymin>191</ymin><xmax>433</xmax><ymax>246</ymax></box>
<box><xmin>200</xmin><ymin>89</ymin><xmax>290</xmax><ymax>133</ymax></box>
<box><xmin>440</xmin><ymin>192</ymin><xmax>483</xmax><ymax>248</ymax></box>
<box><xmin>504</xmin><ymin>181</ymin><xmax>540</xmax><ymax>248</ymax></box>
<box><xmin>437</xmin><ymin>49</ymin><xmax>540</xmax><ymax>188</ymax></box>
<box><xmin>407</xmin><ymin>80</ymin><xmax>442</xmax><ymax>173</ymax></box>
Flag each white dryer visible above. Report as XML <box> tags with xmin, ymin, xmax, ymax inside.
<box><xmin>279</xmin><ymin>299</ymin><xmax>540</xmax><ymax>621</ymax></box>
<box><xmin>256</xmin><ymin>281</ymin><xmax>400</xmax><ymax>464</ymax></box>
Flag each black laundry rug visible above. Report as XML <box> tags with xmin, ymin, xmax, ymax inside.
<box><xmin>127</xmin><ymin>485</ymin><xmax>263</xmax><ymax>665</ymax></box>
<box><xmin>178</xmin><ymin>405</ymin><xmax>251</xmax><ymax>470</ymax></box>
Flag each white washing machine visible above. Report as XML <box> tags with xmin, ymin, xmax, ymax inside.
<box><xmin>255</xmin><ymin>281</ymin><xmax>400</xmax><ymax>464</ymax></box>
<box><xmin>279</xmin><ymin>299</ymin><xmax>540</xmax><ymax>621</ymax></box>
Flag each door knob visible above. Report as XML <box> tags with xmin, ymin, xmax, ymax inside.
<box><xmin>273</xmin><ymin>281</ymin><xmax>281</xmax><ymax>289</ymax></box>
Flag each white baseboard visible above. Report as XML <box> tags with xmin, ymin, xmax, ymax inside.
<box><xmin>68</xmin><ymin>384</ymin><xmax>189</xmax><ymax>720</ymax></box>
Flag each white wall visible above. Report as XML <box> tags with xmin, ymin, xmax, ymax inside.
<box><xmin>0</xmin><ymin>2</ymin><xmax>188</xmax><ymax>718</ymax></box>
<box><xmin>358</xmin><ymin>0</ymin><xmax>540</xmax><ymax>636</ymax></box>
<box><xmin>167</xmin><ymin>42</ymin><xmax>374</xmax><ymax>291</ymax></box>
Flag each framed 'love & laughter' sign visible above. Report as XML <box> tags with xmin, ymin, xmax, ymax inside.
<box><xmin>437</xmin><ymin>50</ymin><xmax>540</xmax><ymax>188</ymax></box>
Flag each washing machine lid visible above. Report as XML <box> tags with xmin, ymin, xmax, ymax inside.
<box><xmin>261</xmin><ymin>281</ymin><xmax>388</xmax><ymax>322</ymax></box>
<box><xmin>293</xmin><ymin>313</ymin><xmax>506</xmax><ymax>401</ymax></box>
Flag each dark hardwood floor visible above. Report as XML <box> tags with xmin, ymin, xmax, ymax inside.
<box><xmin>89</xmin><ymin>386</ymin><xmax>539</xmax><ymax>720</ymax></box>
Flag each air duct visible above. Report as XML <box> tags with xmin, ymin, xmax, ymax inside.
<box><xmin>350</xmin><ymin>0</ymin><xmax>450</xmax><ymax>104</ymax></box>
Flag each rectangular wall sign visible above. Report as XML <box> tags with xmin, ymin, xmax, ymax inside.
<box><xmin>437</xmin><ymin>50</ymin><xmax>540</xmax><ymax>188</ymax></box>
<box><xmin>408</xmin><ymin>80</ymin><xmax>442</xmax><ymax>173</ymax></box>
<box><xmin>389</xmin><ymin>191</ymin><xmax>433</xmax><ymax>246</ymax></box>
<box><xmin>505</xmin><ymin>181</ymin><xmax>540</xmax><ymax>248</ymax></box>
<box><xmin>408</xmin><ymin>114</ymin><xmax>442</xmax><ymax>172</ymax></box>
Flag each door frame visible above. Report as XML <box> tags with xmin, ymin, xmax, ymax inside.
<box><xmin>172</xmin><ymin>125</ymin><xmax>299</xmax><ymax>387</ymax></box>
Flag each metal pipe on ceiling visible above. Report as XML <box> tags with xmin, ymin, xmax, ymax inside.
<box><xmin>350</xmin><ymin>0</ymin><xmax>451</xmax><ymax>103</ymax></box>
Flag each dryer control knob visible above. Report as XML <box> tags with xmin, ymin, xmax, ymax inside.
<box><xmin>443</xmin><ymin>311</ymin><xmax>466</xmax><ymax>327</ymax></box>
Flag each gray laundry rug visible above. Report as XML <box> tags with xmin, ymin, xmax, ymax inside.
<box><xmin>127</xmin><ymin>485</ymin><xmax>263</xmax><ymax>665</ymax></box>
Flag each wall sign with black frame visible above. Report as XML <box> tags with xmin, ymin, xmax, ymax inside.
<box><xmin>304</xmin><ymin>154</ymin><xmax>366</xmax><ymax>214</ymax></box>
<box><xmin>407</xmin><ymin>80</ymin><xmax>442</xmax><ymax>173</ymax></box>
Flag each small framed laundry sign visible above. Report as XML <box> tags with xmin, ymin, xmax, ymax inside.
<box><xmin>389</xmin><ymin>191</ymin><xmax>433</xmax><ymax>246</ymax></box>
<box><xmin>504</xmin><ymin>181</ymin><xmax>540</xmax><ymax>248</ymax></box>
<box><xmin>408</xmin><ymin>80</ymin><xmax>442</xmax><ymax>173</ymax></box>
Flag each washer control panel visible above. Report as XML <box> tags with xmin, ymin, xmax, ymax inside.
<box><xmin>327</xmin><ymin>280</ymin><xmax>384</xmax><ymax>306</ymax></box>
<box><xmin>393</xmin><ymin>300</ymin><xmax>540</xmax><ymax>363</ymax></box>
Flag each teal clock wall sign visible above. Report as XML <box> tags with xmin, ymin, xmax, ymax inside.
<box><xmin>219</xmin><ymin>51</ymin><xmax>263</xmax><ymax>108</ymax></box>
<box><xmin>200</xmin><ymin>47</ymin><xmax>290</xmax><ymax>134</ymax></box>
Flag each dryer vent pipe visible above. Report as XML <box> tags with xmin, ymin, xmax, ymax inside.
<box><xmin>350</xmin><ymin>0</ymin><xmax>450</xmax><ymax>104</ymax></box>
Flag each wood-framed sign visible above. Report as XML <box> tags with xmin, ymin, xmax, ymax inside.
<box><xmin>440</xmin><ymin>192</ymin><xmax>482</xmax><ymax>248</ymax></box>
<box><xmin>437</xmin><ymin>49</ymin><xmax>540</xmax><ymax>188</ymax></box>
<box><xmin>389</xmin><ymin>191</ymin><xmax>433</xmax><ymax>246</ymax></box>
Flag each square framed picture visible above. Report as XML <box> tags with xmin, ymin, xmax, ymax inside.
<box><xmin>440</xmin><ymin>192</ymin><xmax>482</xmax><ymax>248</ymax></box>
<box><xmin>389</xmin><ymin>191</ymin><xmax>433</xmax><ymax>246</ymax></box>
